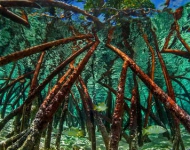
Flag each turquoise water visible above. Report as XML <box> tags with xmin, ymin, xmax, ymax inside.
<box><xmin>0</xmin><ymin>0</ymin><xmax>190</xmax><ymax>150</ymax></box>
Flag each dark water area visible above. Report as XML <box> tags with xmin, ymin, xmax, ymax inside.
<box><xmin>0</xmin><ymin>0</ymin><xmax>190</xmax><ymax>150</ymax></box>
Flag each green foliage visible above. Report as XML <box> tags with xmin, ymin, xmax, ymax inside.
<box><xmin>105</xmin><ymin>0</ymin><xmax>124</xmax><ymax>9</ymax></box>
<box><xmin>84</xmin><ymin>0</ymin><xmax>155</xmax><ymax>10</ymax></box>
<box><xmin>122</xmin><ymin>0</ymin><xmax>155</xmax><ymax>9</ymax></box>
<box><xmin>84</xmin><ymin>0</ymin><xmax>104</xmax><ymax>10</ymax></box>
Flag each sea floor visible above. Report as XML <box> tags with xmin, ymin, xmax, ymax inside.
<box><xmin>44</xmin><ymin>129</ymin><xmax>190</xmax><ymax>150</ymax></box>
<box><xmin>0</xmin><ymin>120</ymin><xmax>190</xmax><ymax>150</ymax></box>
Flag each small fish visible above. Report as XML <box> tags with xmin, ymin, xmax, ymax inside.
<box><xmin>64</xmin><ymin>127</ymin><xmax>84</xmax><ymax>137</ymax></box>
<box><xmin>93</xmin><ymin>102</ymin><xmax>107</xmax><ymax>112</ymax></box>
<box><xmin>19</xmin><ymin>79</ymin><xmax>26</xmax><ymax>83</ymax></box>
<box><xmin>142</xmin><ymin>125</ymin><xmax>167</xmax><ymax>136</ymax></box>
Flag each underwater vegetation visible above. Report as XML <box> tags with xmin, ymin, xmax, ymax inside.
<box><xmin>0</xmin><ymin>0</ymin><xmax>190</xmax><ymax>149</ymax></box>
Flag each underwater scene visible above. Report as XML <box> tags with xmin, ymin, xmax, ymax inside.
<box><xmin>0</xmin><ymin>0</ymin><xmax>190</xmax><ymax>150</ymax></box>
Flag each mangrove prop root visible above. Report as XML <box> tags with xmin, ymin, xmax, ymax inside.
<box><xmin>106</xmin><ymin>27</ymin><xmax>190</xmax><ymax>133</ymax></box>
<box><xmin>78</xmin><ymin>76</ymin><xmax>109</xmax><ymax>150</ymax></box>
<box><xmin>175</xmin><ymin>21</ymin><xmax>190</xmax><ymax>53</ymax></box>
<box><xmin>139</xmin><ymin>26</ymin><xmax>155</xmax><ymax>128</ymax></box>
<box><xmin>0</xmin><ymin>34</ymin><xmax>93</xmax><ymax>66</ymax></box>
<box><xmin>0</xmin><ymin>0</ymin><xmax>41</xmax><ymax>8</ymax></box>
<box><xmin>78</xmin><ymin>76</ymin><xmax>96</xmax><ymax>150</ymax></box>
<box><xmin>28</xmin><ymin>67</ymin><xmax>73</xmax><ymax>139</ymax></box>
<box><xmin>0</xmin><ymin>71</ymin><xmax>34</xmax><ymax>94</ymax></box>
<box><xmin>0</xmin><ymin>130</ymin><xmax>26</xmax><ymax>149</ymax></box>
<box><xmin>0</xmin><ymin>5</ymin><xmax>30</xmax><ymax>27</ymax></box>
<box><xmin>98</xmin><ymin>81</ymin><xmax>163</xmax><ymax>126</ymax></box>
<box><xmin>0</xmin><ymin>42</ymin><xmax>93</xmax><ymax>132</ymax></box>
<box><xmin>44</xmin><ymin>121</ymin><xmax>53</xmax><ymax>149</ymax></box>
<box><xmin>21</xmin><ymin>51</ymin><xmax>46</xmax><ymax>131</ymax></box>
<box><xmin>0</xmin><ymin>0</ymin><xmax>103</xmax><ymax>28</ymax></box>
<box><xmin>70</xmin><ymin>91</ymin><xmax>86</xmax><ymax>134</ymax></box>
<box><xmin>109</xmin><ymin>61</ymin><xmax>128</xmax><ymax>150</ymax></box>
<box><xmin>133</xmin><ymin>75</ymin><xmax>143</xmax><ymax>146</ymax></box>
<box><xmin>129</xmin><ymin>88</ymin><xmax>138</xmax><ymax>150</ymax></box>
<box><xmin>151</xmin><ymin>27</ymin><xmax>185</xmax><ymax>149</ymax></box>
<box><xmin>55</xmin><ymin>96</ymin><xmax>69</xmax><ymax>150</ymax></box>
<box><xmin>161</xmin><ymin>49</ymin><xmax>190</xmax><ymax>59</ymax></box>
<box><xmin>16</xmin><ymin>38</ymin><xmax>99</xmax><ymax>149</ymax></box>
